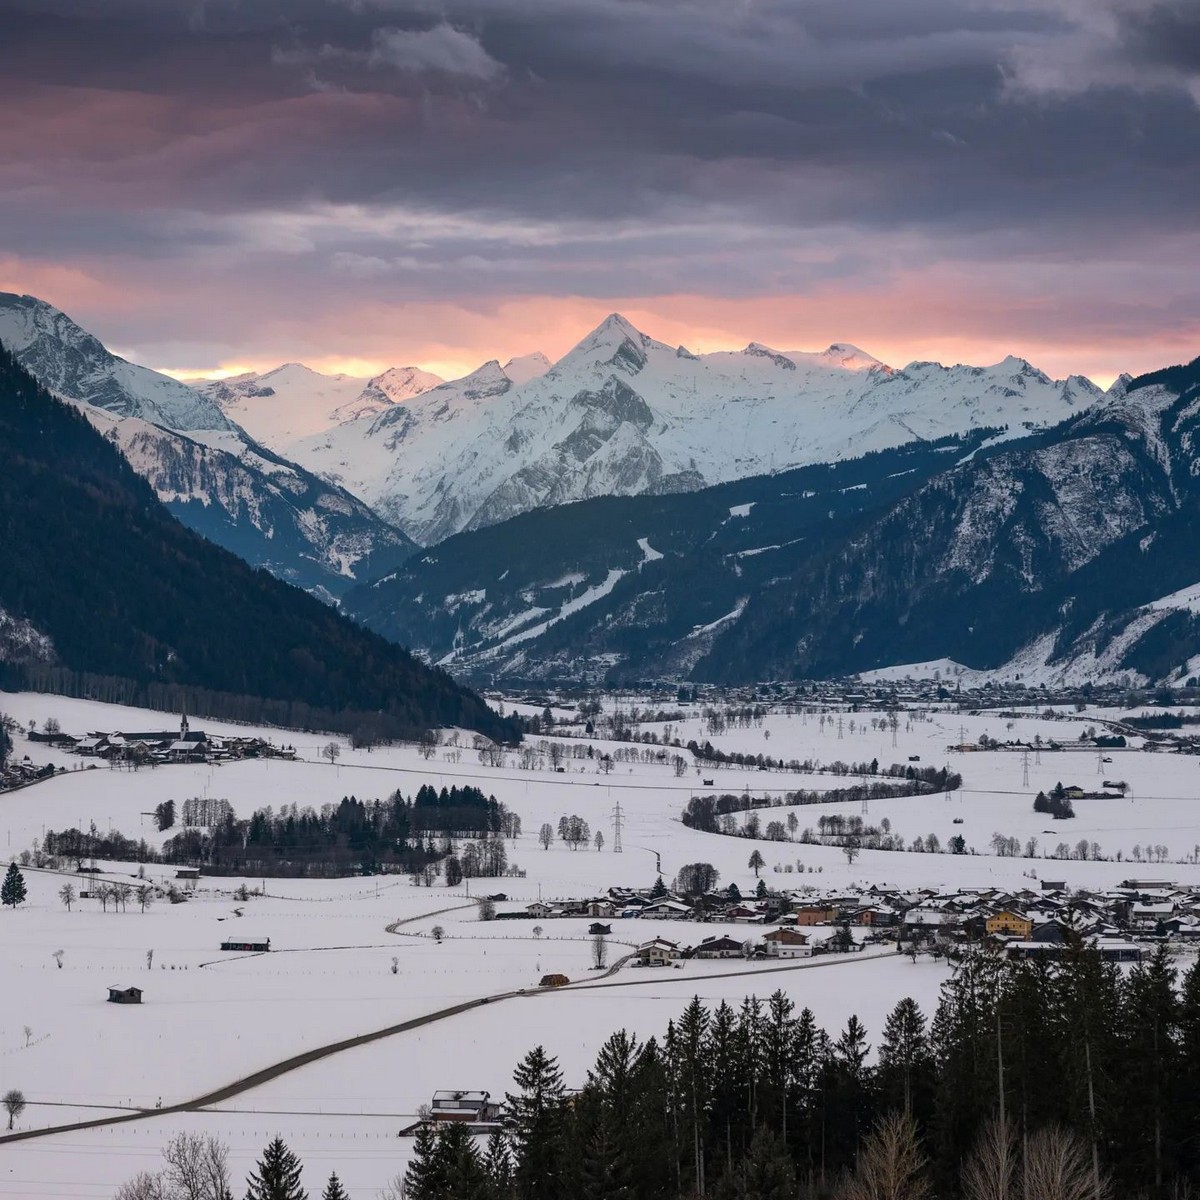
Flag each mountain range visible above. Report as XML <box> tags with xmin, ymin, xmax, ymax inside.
<box><xmin>0</xmin><ymin>294</ymin><xmax>415</xmax><ymax>599</ymax></box>
<box><xmin>274</xmin><ymin>313</ymin><xmax>1103</xmax><ymax>545</ymax></box>
<box><xmin>9</xmin><ymin>289</ymin><xmax>1197</xmax><ymax>691</ymax></box>
<box><xmin>342</xmin><ymin>359</ymin><xmax>1200</xmax><ymax>690</ymax></box>
<box><xmin>0</xmin><ymin>343</ymin><xmax>515</xmax><ymax>743</ymax></box>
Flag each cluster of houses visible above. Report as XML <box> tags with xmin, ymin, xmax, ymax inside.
<box><xmin>499</xmin><ymin>878</ymin><xmax>1200</xmax><ymax>966</ymax></box>
<box><xmin>32</xmin><ymin>714</ymin><xmax>297</xmax><ymax>767</ymax></box>
<box><xmin>0</xmin><ymin>753</ymin><xmax>58</xmax><ymax>791</ymax></box>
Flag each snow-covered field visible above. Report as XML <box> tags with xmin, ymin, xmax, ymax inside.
<box><xmin>2</xmin><ymin>689</ymin><xmax>1198</xmax><ymax>1197</ymax></box>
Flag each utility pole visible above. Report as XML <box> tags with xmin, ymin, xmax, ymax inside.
<box><xmin>1022</xmin><ymin>750</ymin><xmax>1030</xmax><ymax>789</ymax></box>
<box><xmin>611</xmin><ymin>800</ymin><xmax>624</xmax><ymax>853</ymax></box>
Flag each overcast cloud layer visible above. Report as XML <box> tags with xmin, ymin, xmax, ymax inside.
<box><xmin>2</xmin><ymin>0</ymin><xmax>1199</xmax><ymax>380</ymax></box>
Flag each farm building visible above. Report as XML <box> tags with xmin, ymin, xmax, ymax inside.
<box><xmin>430</xmin><ymin>1090</ymin><xmax>502</xmax><ymax>1125</ymax></box>
<box><xmin>220</xmin><ymin>937</ymin><xmax>271</xmax><ymax>952</ymax></box>
<box><xmin>107</xmin><ymin>986</ymin><xmax>143</xmax><ymax>1005</ymax></box>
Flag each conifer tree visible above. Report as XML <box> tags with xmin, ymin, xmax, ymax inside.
<box><xmin>440</xmin><ymin>1123</ymin><xmax>493</xmax><ymax>1200</ymax></box>
<box><xmin>321</xmin><ymin>1174</ymin><xmax>349</xmax><ymax>1200</ymax></box>
<box><xmin>405</xmin><ymin>1123</ymin><xmax>450</xmax><ymax>1200</ymax></box>
<box><xmin>728</xmin><ymin>1125</ymin><xmax>795</xmax><ymax>1200</ymax></box>
<box><xmin>1115</xmin><ymin>943</ymin><xmax>1180</xmax><ymax>1191</ymax></box>
<box><xmin>505</xmin><ymin>1046</ymin><xmax>566</xmax><ymax>1200</ymax></box>
<box><xmin>483</xmin><ymin>1130</ymin><xmax>513</xmax><ymax>1197</ymax></box>
<box><xmin>878</xmin><ymin>997</ymin><xmax>934</xmax><ymax>1120</ymax></box>
<box><xmin>1</xmin><ymin>862</ymin><xmax>26</xmax><ymax>909</ymax></box>
<box><xmin>244</xmin><ymin>1137</ymin><xmax>306</xmax><ymax>1200</ymax></box>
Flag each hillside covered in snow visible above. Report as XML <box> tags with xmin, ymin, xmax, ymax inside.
<box><xmin>0</xmin><ymin>294</ymin><xmax>415</xmax><ymax>597</ymax></box>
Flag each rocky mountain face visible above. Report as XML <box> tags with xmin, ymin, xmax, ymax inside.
<box><xmin>346</xmin><ymin>358</ymin><xmax>1200</xmax><ymax>689</ymax></box>
<box><xmin>0</xmin><ymin>294</ymin><xmax>414</xmax><ymax>597</ymax></box>
<box><xmin>0</xmin><ymin>291</ymin><xmax>232</xmax><ymax>431</ymax></box>
<box><xmin>284</xmin><ymin>313</ymin><xmax>1106</xmax><ymax>545</ymax></box>
<box><xmin>342</xmin><ymin>430</ymin><xmax>1005</xmax><ymax>679</ymax></box>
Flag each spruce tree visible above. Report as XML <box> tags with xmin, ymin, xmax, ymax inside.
<box><xmin>729</xmin><ymin>1125</ymin><xmax>795</xmax><ymax>1200</ymax></box>
<box><xmin>321</xmin><ymin>1174</ymin><xmax>349</xmax><ymax>1200</ymax></box>
<box><xmin>505</xmin><ymin>1046</ymin><xmax>566</xmax><ymax>1200</ymax></box>
<box><xmin>878</xmin><ymin>997</ymin><xmax>934</xmax><ymax>1121</ymax></box>
<box><xmin>483</xmin><ymin>1130</ymin><xmax>513</xmax><ymax>1196</ymax></box>
<box><xmin>405</xmin><ymin>1122</ymin><xmax>449</xmax><ymax>1200</ymax></box>
<box><xmin>244</xmin><ymin>1137</ymin><xmax>307</xmax><ymax>1200</ymax></box>
<box><xmin>439</xmin><ymin>1123</ymin><xmax>493</xmax><ymax>1200</ymax></box>
<box><xmin>1</xmin><ymin>862</ymin><xmax>26</xmax><ymax>909</ymax></box>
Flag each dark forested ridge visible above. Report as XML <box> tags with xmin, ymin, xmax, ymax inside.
<box><xmin>0</xmin><ymin>347</ymin><xmax>517</xmax><ymax>743</ymax></box>
<box><xmin>345</xmin><ymin>431</ymin><xmax>1003</xmax><ymax>682</ymax></box>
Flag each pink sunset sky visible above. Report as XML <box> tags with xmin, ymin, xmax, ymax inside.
<box><xmin>3</xmin><ymin>0</ymin><xmax>1199</xmax><ymax>386</ymax></box>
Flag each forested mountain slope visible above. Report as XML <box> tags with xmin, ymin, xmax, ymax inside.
<box><xmin>349</xmin><ymin>356</ymin><xmax>1200</xmax><ymax>689</ymax></box>
<box><xmin>0</xmin><ymin>347</ymin><xmax>516</xmax><ymax>743</ymax></box>
<box><xmin>0</xmin><ymin>293</ymin><xmax>416</xmax><ymax>597</ymax></box>
<box><xmin>344</xmin><ymin>432</ymin><xmax>1001</xmax><ymax>681</ymax></box>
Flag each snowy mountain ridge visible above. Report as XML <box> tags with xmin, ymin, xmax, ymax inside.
<box><xmin>195</xmin><ymin>361</ymin><xmax>445</xmax><ymax>446</ymax></box>
<box><xmin>0</xmin><ymin>294</ymin><xmax>414</xmax><ymax>597</ymax></box>
<box><xmin>0</xmin><ymin>292</ymin><xmax>233</xmax><ymax>432</ymax></box>
<box><xmin>281</xmin><ymin>312</ymin><xmax>1112</xmax><ymax>545</ymax></box>
<box><xmin>346</xmin><ymin>360</ymin><xmax>1200</xmax><ymax>689</ymax></box>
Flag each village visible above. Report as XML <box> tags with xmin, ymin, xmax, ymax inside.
<box><xmin>490</xmin><ymin>874</ymin><xmax>1189</xmax><ymax>969</ymax></box>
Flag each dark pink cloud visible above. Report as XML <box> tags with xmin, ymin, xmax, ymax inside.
<box><xmin>1</xmin><ymin>0</ymin><xmax>1198</xmax><ymax>381</ymax></box>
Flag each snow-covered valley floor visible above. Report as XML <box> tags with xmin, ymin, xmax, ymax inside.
<box><xmin>1</xmin><ymin>690</ymin><xmax>1198</xmax><ymax>1197</ymax></box>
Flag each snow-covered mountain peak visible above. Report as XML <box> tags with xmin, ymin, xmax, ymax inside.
<box><xmin>458</xmin><ymin>359</ymin><xmax>514</xmax><ymax>399</ymax></box>
<box><xmin>554</xmin><ymin>313</ymin><xmax>665</xmax><ymax>376</ymax></box>
<box><xmin>502</xmin><ymin>351</ymin><xmax>552</xmax><ymax>386</ymax></box>
<box><xmin>743</xmin><ymin>342</ymin><xmax>797</xmax><ymax>370</ymax></box>
<box><xmin>818</xmin><ymin>343</ymin><xmax>882</xmax><ymax>370</ymax></box>
<box><xmin>363</xmin><ymin>365</ymin><xmax>445</xmax><ymax>403</ymax></box>
<box><xmin>1108</xmin><ymin>373</ymin><xmax>1135</xmax><ymax>399</ymax></box>
<box><xmin>262</xmin><ymin>362</ymin><xmax>361</xmax><ymax>386</ymax></box>
<box><xmin>0</xmin><ymin>292</ymin><xmax>232</xmax><ymax>432</ymax></box>
<box><xmin>994</xmin><ymin>354</ymin><xmax>1051</xmax><ymax>384</ymax></box>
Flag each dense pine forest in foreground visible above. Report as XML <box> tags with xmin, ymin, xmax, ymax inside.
<box><xmin>116</xmin><ymin>943</ymin><xmax>1200</xmax><ymax>1199</ymax></box>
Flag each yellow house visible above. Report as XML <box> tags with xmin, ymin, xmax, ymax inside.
<box><xmin>986</xmin><ymin>910</ymin><xmax>1033</xmax><ymax>939</ymax></box>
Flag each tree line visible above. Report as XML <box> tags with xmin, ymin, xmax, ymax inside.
<box><xmin>42</xmin><ymin>786</ymin><xmax>516</xmax><ymax>878</ymax></box>
<box><xmin>410</xmin><ymin>942</ymin><xmax>1200</xmax><ymax>1199</ymax></box>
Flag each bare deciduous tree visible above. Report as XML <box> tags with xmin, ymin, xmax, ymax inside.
<box><xmin>114</xmin><ymin>1171</ymin><xmax>169</xmax><ymax>1200</ymax></box>
<box><xmin>58</xmin><ymin>882</ymin><xmax>75</xmax><ymax>911</ymax></box>
<box><xmin>322</xmin><ymin>741</ymin><xmax>340</xmax><ymax>764</ymax></box>
<box><xmin>838</xmin><ymin>1111</ymin><xmax>931</xmax><ymax>1200</ymax></box>
<box><xmin>1022</xmin><ymin>1125</ymin><xmax>1106</xmax><ymax>1200</ymax></box>
<box><xmin>960</xmin><ymin>1117</ymin><xmax>1018</xmax><ymax>1200</ymax></box>
<box><xmin>161</xmin><ymin>1131</ymin><xmax>232</xmax><ymax>1200</ymax></box>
